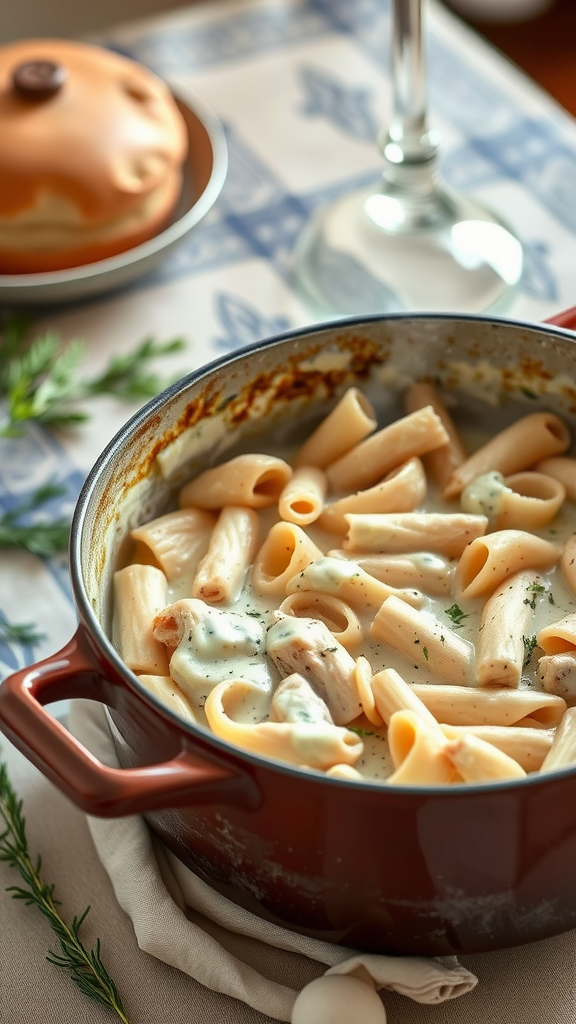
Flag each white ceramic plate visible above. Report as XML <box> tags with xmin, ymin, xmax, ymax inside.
<box><xmin>0</xmin><ymin>87</ymin><xmax>228</xmax><ymax>306</ymax></box>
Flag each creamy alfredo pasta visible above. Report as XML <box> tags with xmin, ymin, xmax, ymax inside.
<box><xmin>112</xmin><ymin>383</ymin><xmax>576</xmax><ymax>786</ymax></box>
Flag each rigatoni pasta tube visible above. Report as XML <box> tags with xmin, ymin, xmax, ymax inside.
<box><xmin>137</xmin><ymin>674</ymin><xmax>197</xmax><ymax>724</ymax></box>
<box><xmin>319</xmin><ymin>458</ymin><xmax>427</xmax><ymax>534</ymax></box>
<box><xmin>495</xmin><ymin>472</ymin><xmax>565</xmax><ymax>530</ymax></box>
<box><xmin>370</xmin><ymin>596</ymin><xmax>475</xmax><ymax>685</ymax></box>
<box><xmin>293</xmin><ymin>387</ymin><xmax>377</xmax><ymax>469</ymax></box>
<box><xmin>113</xmin><ymin>564</ymin><xmax>169</xmax><ymax>675</ymax></box>
<box><xmin>476</xmin><ymin>570</ymin><xmax>541</xmax><ymax>688</ymax></box>
<box><xmin>192</xmin><ymin>505</ymin><xmax>259</xmax><ymax>604</ymax></box>
<box><xmin>205</xmin><ymin>680</ymin><xmax>363</xmax><ymax>769</ymax></box>
<box><xmin>404</xmin><ymin>381</ymin><xmax>467</xmax><ymax>491</ymax></box>
<box><xmin>279</xmin><ymin>591</ymin><xmax>363</xmax><ymax>650</ymax></box>
<box><xmin>326</xmin><ymin>405</ymin><xmax>450</xmax><ymax>494</ymax></box>
<box><xmin>535</xmin><ymin>456</ymin><xmax>576</xmax><ymax>502</ymax></box>
<box><xmin>328</xmin><ymin>550</ymin><xmax>454</xmax><ymax>596</ymax></box>
<box><xmin>278</xmin><ymin>466</ymin><xmax>327</xmax><ymax>526</ymax></box>
<box><xmin>343</xmin><ymin>512</ymin><xmax>488</xmax><ymax>559</ymax></box>
<box><xmin>386</xmin><ymin>710</ymin><xmax>455</xmax><ymax>786</ymax></box>
<box><xmin>561</xmin><ymin>533</ymin><xmax>576</xmax><ymax>596</ymax></box>
<box><xmin>537</xmin><ymin>611</ymin><xmax>576</xmax><ymax>654</ymax></box>
<box><xmin>354</xmin><ymin>656</ymin><xmax>383</xmax><ymax>726</ymax></box>
<box><xmin>409</xmin><ymin>683</ymin><xmax>566</xmax><ymax>727</ymax></box>
<box><xmin>443</xmin><ymin>411</ymin><xmax>571</xmax><ymax>500</ymax></box>
<box><xmin>251</xmin><ymin>522</ymin><xmax>323</xmax><ymax>597</ymax></box>
<box><xmin>130</xmin><ymin>507</ymin><xmax>216</xmax><ymax>582</ymax></box>
<box><xmin>444</xmin><ymin>733</ymin><xmax>526</xmax><ymax>783</ymax></box>
<box><xmin>440</xmin><ymin>724</ymin><xmax>553</xmax><ymax>772</ymax></box>
<box><xmin>370</xmin><ymin>666</ymin><xmax>444</xmax><ymax>733</ymax></box>
<box><xmin>179</xmin><ymin>453</ymin><xmax>292</xmax><ymax>510</ymax></box>
<box><xmin>455</xmin><ymin>530</ymin><xmax>560</xmax><ymax>599</ymax></box>
<box><xmin>266</xmin><ymin>613</ymin><xmax>361</xmax><ymax>724</ymax></box>
<box><xmin>540</xmin><ymin>707</ymin><xmax>576</xmax><ymax>773</ymax></box>
<box><xmin>285</xmin><ymin>555</ymin><xmax>423</xmax><ymax>609</ymax></box>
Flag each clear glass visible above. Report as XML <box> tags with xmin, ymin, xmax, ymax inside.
<box><xmin>294</xmin><ymin>0</ymin><xmax>523</xmax><ymax>318</ymax></box>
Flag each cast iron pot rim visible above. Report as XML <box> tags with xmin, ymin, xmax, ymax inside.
<box><xmin>70</xmin><ymin>310</ymin><xmax>576</xmax><ymax>799</ymax></box>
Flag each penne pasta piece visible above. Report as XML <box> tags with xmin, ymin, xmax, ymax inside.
<box><xmin>440</xmin><ymin>723</ymin><xmax>553</xmax><ymax>772</ymax></box>
<box><xmin>137</xmin><ymin>674</ymin><xmax>197</xmax><ymax>724</ymax></box>
<box><xmin>443</xmin><ymin>411</ymin><xmax>571</xmax><ymax>500</ymax></box>
<box><xmin>130</xmin><ymin>507</ymin><xmax>216</xmax><ymax>582</ymax></box>
<box><xmin>285</xmin><ymin>554</ymin><xmax>423</xmax><ymax>609</ymax></box>
<box><xmin>319</xmin><ymin>458</ymin><xmax>427</xmax><ymax>534</ymax></box>
<box><xmin>540</xmin><ymin>707</ymin><xmax>576</xmax><ymax>773</ymax></box>
<box><xmin>327</xmin><ymin>550</ymin><xmax>455</xmax><ymax>596</ymax></box>
<box><xmin>537</xmin><ymin>611</ymin><xmax>576</xmax><ymax>654</ymax></box>
<box><xmin>404</xmin><ymin>381</ymin><xmax>468</xmax><ymax>491</ymax></box>
<box><xmin>278</xmin><ymin>466</ymin><xmax>327</xmax><ymax>526</ymax></box>
<box><xmin>370</xmin><ymin>666</ymin><xmax>443</xmax><ymax>733</ymax></box>
<box><xmin>269</xmin><ymin>673</ymin><xmax>333</xmax><ymax>724</ymax></box>
<box><xmin>455</xmin><ymin>530</ymin><xmax>560</xmax><ymax>599</ymax></box>
<box><xmin>535</xmin><ymin>456</ymin><xmax>576</xmax><ymax>503</ymax></box>
<box><xmin>386</xmin><ymin>710</ymin><xmax>455</xmax><ymax>785</ymax></box>
<box><xmin>370</xmin><ymin>595</ymin><xmax>475</xmax><ymax>685</ymax></box>
<box><xmin>326</xmin><ymin>405</ymin><xmax>450</xmax><ymax>494</ymax></box>
<box><xmin>476</xmin><ymin>570</ymin><xmax>543</xmax><ymax>688</ymax></box>
<box><xmin>561</xmin><ymin>533</ymin><xmax>576</xmax><ymax>596</ymax></box>
<box><xmin>113</xmin><ymin>564</ymin><xmax>169</xmax><ymax>675</ymax></box>
<box><xmin>325</xmin><ymin>763</ymin><xmax>364</xmax><ymax>780</ymax></box>
<box><xmin>205</xmin><ymin>679</ymin><xmax>363</xmax><ymax>770</ymax></box>
<box><xmin>355</xmin><ymin>656</ymin><xmax>384</xmax><ymax>726</ymax></box>
<box><xmin>343</xmin><ymin>512</ymin><xmax>488</xmax><ymax>559</ymax></box>
<box><xmin>495</xmin><ymin>472</ymin><xmax>565</xmax><ymax>530</ymax></box>
<box><xmin>293</xmin><ymin>387</ymin><xmax>377</xmax><ymax>469</ymax></box>
<box><xmin>538</xmin><ymin>652</ymin><xmax>576</xmax><ymax>703</ymax></box>
<box><xmin>279</xmin><ymin>591</ymin><xmax>363</xmax><ymax>650</ymax></box>
<box><xmin>266</xmin><ymin>612</ymin><xmax>362</xmax><ymax>724</ymax></box>
<box><xmin>179</xmin><ymin>453</ymin><xmax>293</xmax><ymax>510</ymax></box>
<box><xmin>409</xmin><ymin>683</ymin><xmax>567</xmax><ymax>727</ymax></box>
<box><xmin>192</xmin><ymin>505</ymin><xmax>259</xmax><ymax>604</ymax></box>
<box><xmin>252</xmin><ymin>522</ymin><xmax>323</xmax><ymax>597</ymax></box>
<box><xmin>444</xmin><ymin>733</ymin><xmax>526</xmax><ymax>783</ymax></box>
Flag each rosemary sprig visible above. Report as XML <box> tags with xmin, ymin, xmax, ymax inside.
<box><xmin>0</xmin><ymin>617</ymin><xmax>45</xmax><ymax>646</ymax></box>
<box><xmin>0</xmin><ymin>481</ymin><xmax>71</xmax><ymax>557</ymax></box>
<box><xmin>0</xmin><ymin>317</ymin><xmax>185</xmax><ymax>435</ymax></box>
<box><xmin>0</xmin><ymin>761</ymin><xmax>130</xmax><ymax>1022</ymax></box>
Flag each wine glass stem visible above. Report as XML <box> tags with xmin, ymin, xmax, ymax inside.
<box><xmin>378</xmin><ymin>0</ymin><xmax>448</xmax><ymax>217</ymax></box>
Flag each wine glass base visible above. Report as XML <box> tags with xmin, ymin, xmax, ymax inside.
<box><xmin>294</xmin><ymin>184</ymin><xmax>523</xmax><ymax>320</ymax></box>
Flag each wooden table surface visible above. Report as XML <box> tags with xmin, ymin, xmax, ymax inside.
<box><xmin>447</xmin><ymin>0</ymin><xmax>576</xmax><ymax>117</ymax></box>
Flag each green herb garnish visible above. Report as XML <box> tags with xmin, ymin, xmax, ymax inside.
<box><xmin>0</xmin><ymin>619</ymin><xmax>45</xmax><ymax>646</ymax></box>
<box><xmin>422</xmin><ymin>646</ymin><xmax>429</xmax><ymax>661</ymax></box>
<box><xmin>445</xmin><ymin>603</ymin><xmax>469</xmax><ymax>628</ymax></box>
<box><xmin>0</xmin><ymin>317</ymin><xmax>185</xmax><ymax>436</ymax></box>
<box><xmin>0</xmin><ymin>760</ymin><xmax>130</xmax><ymax>1021</ymax></box>
<box><xmin>523</xmin><ymin>634</ymin><xmax>538</xmax><ymax>667</ymax></box>
<box><xmin>0</xmin><ymin>482</ymin><xmax>70</xmax><ymax>557</ymax></box>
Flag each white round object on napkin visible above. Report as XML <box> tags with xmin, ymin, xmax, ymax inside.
<box><xmin>291</xmin><ymin>975</ymin><xmax>387</xmax><ymax>1024</ymax></box>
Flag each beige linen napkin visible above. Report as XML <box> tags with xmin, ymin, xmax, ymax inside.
<box><xmin>68</xmin><ymin>700</ymin><xmax>477</xmax><ymax>1023</ymax></box>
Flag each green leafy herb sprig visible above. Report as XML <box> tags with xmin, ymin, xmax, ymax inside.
<box><xmin>0</xmin><ymin>760</ymin><xmax>130</xmax><ymax>1021</ymax></box>
<box><xmin>0</xmin><ymin>314</ymin><xmax>185</xmax><ymax>436</ymax></box>
<box><xmin>0</xmin><ymin>481</ymin><xmax>71</xmax><ymax>557</ymax></box>
<box><xmin>0</xmin><ymin>617</ymin><xmax>45</xmax><ymax>647</ymax></box>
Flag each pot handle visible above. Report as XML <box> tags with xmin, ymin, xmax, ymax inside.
<box><xmin>544</xmin><ymin>305</ymin><xmax>576</xmax><ymax>330</ymax></box>
<box><xmin>0</xmin><ymin>628</ymin><xmax>259</xmax><ymax>817</ymax></box>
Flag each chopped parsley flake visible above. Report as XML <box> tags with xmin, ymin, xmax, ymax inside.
<box><xmin>445</xmin><ymin>603</ymin><xmax>469</xmax><ymax>628</ymax></box>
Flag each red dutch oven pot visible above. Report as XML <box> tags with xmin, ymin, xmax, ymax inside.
<box><xmin>2</xmin><ymin>307</ymin><xmax>576</xmax><ymax>957</ymax></box>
